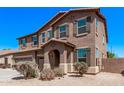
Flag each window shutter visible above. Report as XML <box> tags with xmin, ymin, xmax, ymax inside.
<box><xmin>25</xmin><ymin>38</ymin><xmax>27</xmax><ymax>43</ymax></box>
<box><xmin>86</xmin><ymin>16</ymin><xmax>92</xmax><ymax>22</ymax></box>
<box><xmin>86</xmin><ymin>22</ymin><xmax>90</xmax><ymax>32</ymax></box>
<box><xmin>73</xmin><ymin>21</ymin><xmax>77</xmax><ymax>37</ymax></box>
<box><xmin>19</xmin><ymin>40</ymin><xmax>22</xmax><ymax>44</ymax></box>
<box><xmin>31</xmin><ymin>36</ymin><xmax>33</xmax><ymax>41</ymax></box>
<box><xmin>86</xmin><ymin>16</ymin><xmax>91</xmax><ymax>32</ymax></box>
<box><xmin>36</xmin><ymin>35</ymin><xmax>38</xmax><ymax>45</ymax></box>
<box><xmin>20</xmin><ymin>40</ymin><xmax>22</xmax><ymax>44</ymax></box>
<box><xmin>52</xmin><ymin>30</ymin><xmax>54</xmax><ymax>38</ymax></box>
<box><xmin>56</xmin><ymin>26</ymin><xmax>59</xmax><ymax>39</ymax></box>
<box><xmin>66</xmin><ymin>24</ymin><xmax>69</xmax><ymax>37</ymax></box>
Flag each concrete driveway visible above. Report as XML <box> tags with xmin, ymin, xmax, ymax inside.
<box><xmin>0</xmin><ymin>68</ymin><xmax>22</xmax><ymax>81</ymax></box>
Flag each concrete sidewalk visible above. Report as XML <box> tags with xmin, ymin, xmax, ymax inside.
<box><xmin>0</xmin><ymin>68</ymin><xmax>22</xmax><ymax>81</ymax></box>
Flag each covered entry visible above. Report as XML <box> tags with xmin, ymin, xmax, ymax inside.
<box><xmin>42</xmin><ymin>39</ymin><xmax>75</xmax><ymax>73</ymax></box>
<box><xmin>48</xmin><ymin>49</ymin><xmax>60</xmax><ymax>69</ymax></box>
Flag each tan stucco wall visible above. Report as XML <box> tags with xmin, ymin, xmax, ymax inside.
<box><xmin>102</xmin><ymin>58</ymin><xmax>124</xmax><ymax>73</ymax></box>
<box><xmin>94</xmin><ymin>15</ymin><xmax>107</xmax><ymax>71</ymax></box>
<box><xmin>0</xmin><ymin>55</ymin><xmax>14</xmax><ymax>66</ymax></box>
<box><xmin>95</xmin><ymin>15</ymin><xmax>107</xmax><ymax>58</ymax></box>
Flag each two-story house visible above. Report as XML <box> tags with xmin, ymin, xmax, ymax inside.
<box><xmin>12</xmin><ymin>8</ymin><xmax>108</xmax><ymax>74</ymax></box>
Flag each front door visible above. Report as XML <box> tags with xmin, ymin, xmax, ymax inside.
<box><xmin>38</xmin><ymin>57</ymin><xmax>44</xmax><ymax>71</ymax></box>
<box><xmin>5</xmin><ymin>58</ymin><xmax>8</xmax><ymax>66</ymax></box>
<box><xmin>49</xmin><ymin>50</ymin><xmax>60</xmax><ymax>69</ymax></box>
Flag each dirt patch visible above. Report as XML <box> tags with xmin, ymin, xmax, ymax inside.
<box><xmin>0</xmin><ymin>69</ymin><xmax>124</xmax><ymax>86</ymax></box>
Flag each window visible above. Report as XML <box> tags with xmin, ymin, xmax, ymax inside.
<box><xmin>32</xmin><ymin>35</ymin><xmax>38</xmax><ymax>46</ymax></box>
<box><xmin>102</xmin><ymin>35</ymin><xmax>105</xmax><ymax>45</ymax></box>
<box><xmin>96</xmin><ymin>19</ymin><xmax>98</xmax><ymax>29</ymax></box>
<box><xmin>21</xmin><ymin>38</ymin><xmax>26</xmax><ymax>47</ymax></box>
<box><xmin>41</xmin><ymin>32</ymin><xmax>46</xmax><ymax>43</ymax></box>
<box><xmin>76</xmin><ymin>48</ymin><xmax>87</xmax><ymax>62</ymax></box>
<box><xmin>96</xmin><ymin>48</ymin><xmax>99</xmax><ymax>58</ymax></box>
<box><xmin>96</xmin><ymin>18</ymin><xmax>99</xmax><ymax>36</ymax></box>
<box><xmin>96</xmin><ymin>48</ymin><xmax>99</xmax><ymax>66</ymax></box>
<box><xmin>48</xmin><ymin>30</ymin><xmax>53</xmax><ymax>40</ymax></box>
<box><xmin>59</xmin><ymin>25</ymin><xmax>67</xmax><ymax>38</ymax></box>
<box><xmin>77</xmin><ymin>18</ymin><xmax>87</xmax><ymax>35</ymax></box>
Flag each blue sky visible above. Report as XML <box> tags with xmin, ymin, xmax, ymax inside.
<box><xmin>0</xmin><ymin>7</ymin><xmax>123</xmax><ymax>57</ymax></box>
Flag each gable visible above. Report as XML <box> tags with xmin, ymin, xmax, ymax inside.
<box><xmin>17</xmin><ymin>8</ymin><xmax>108</xmax><ymax>43</ymax></box>
<box><xmin>51</xmin><ymin>8</ymin><xmax>108</xmax><ymax>43</ymax></box>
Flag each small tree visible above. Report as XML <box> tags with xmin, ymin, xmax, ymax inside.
<box><xmin>73</xmin><ymin>62</ymin><xmax>88</xmax><ymax>76</ymax></box>
<box><xmin>3</xmin><ymin>48</ymin><xmax>11</xmax><ymax>50</ymax></box>
<box><xmin>107</xmin><ymin>51</ymin><xmax>116</xmax><ymax>58</ymax></box>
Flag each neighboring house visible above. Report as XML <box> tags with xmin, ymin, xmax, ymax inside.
<box><xmin>11</xmin><ymin>8</ymin><xmax>107</xmax><ymax>74</ymax></box>
<box><xmin>0</xmin><ymin>50</ymin><xmax>15</xmax><ymax>67</ymax></box>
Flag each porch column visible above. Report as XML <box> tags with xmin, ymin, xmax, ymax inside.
<box><xmin>44</xmin><ymin>51</ymin><xmax>51</xmax><ymax>68</ymax></box>
<box><xmin>63</xmin><ymin>50</ymin><xmax>68</xmax><ymax>73</ymax></box>
<box><xmin>70</xmin><ymin>51</ymin><xmax>74</xmax><ymax>72</ymax></box>
<box><xmin>32</xmin><ymin>52</ymin><xmax>36</xmax><ymax>64</ymax></box>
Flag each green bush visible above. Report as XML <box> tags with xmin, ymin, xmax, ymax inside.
<box><xmin>39</xmin><ymin>68</ymin><xmax>55</xmax><ymax>81</ymax></box>
<box><xmin>53</xmin><ymin>68</ymin><xmax>64</xmax><ymax>77</ymax></box>
<box><xmin>73</xmin><ymin>62</ymin><xmax>88</xmax><ymax>76</ymax></box>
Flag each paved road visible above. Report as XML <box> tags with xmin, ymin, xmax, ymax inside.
<box><xmin>0</xmin><ymin>68</ymin><xmax>22</xmax><ymax>80</ymax></box>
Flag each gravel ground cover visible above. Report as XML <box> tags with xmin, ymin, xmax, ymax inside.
<box><xmin>0</xmin><ymin>68</ymin><xmax>124</xmax><ymax>86</ymax></box>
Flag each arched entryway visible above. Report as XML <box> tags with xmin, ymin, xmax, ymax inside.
<box><xmin>48</xmin><ymin>50</ymin><xmax>60</xmax><ymax>69</ymax></box>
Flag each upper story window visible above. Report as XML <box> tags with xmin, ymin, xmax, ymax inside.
<box><xmin>32</xmin><ymin>35</ymin><xmax>38</xmax><ymax>46</ymax></box>
<box><xmin>96</xmin><ymin>18</ymin><xmax>99</xmax><ymax>36</ymax></box>
<box><xmin>96</xmin><ymin>19</ymin><xmax>98</xmax><ymax>29</ymax></box>
<box><xmin>77</xmin><ymin>18</ymin><xmax>87</xmax><ymax>35</ymax></box>
<box><xmin>48</xmin><ymin>30</ymin><xmax>53</xmax><ymax>40</ymax></box>
<box><xmin>102</xmin><ymin>35</ymin><xmax>105</xmax><ymax>45</ymax></box>
<box><xmin>59</xmin><ymin>24</ymin><xmax>67</xmax><ymax>38</ymax></box>
<box><xmin>21</xmin><ymin>38</ymin><xmax>26</xmax><ymax>47</ymax></box>
<box><xmin>41</xmin><ymin>32</ymin><xmax>46</xmax><ymax>43</ymax></box>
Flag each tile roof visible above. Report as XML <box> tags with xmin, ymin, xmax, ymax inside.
<box><xmin>41</xmin><ymin>38</ymin><xmax>75</xmax><ymax>48</ymax></box>
<box><xmin>0</xmin><ymin>50</ymin><xmax>16</xmax><ymax>57</ymax></box>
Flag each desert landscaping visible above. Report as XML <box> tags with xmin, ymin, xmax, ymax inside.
<box><xmin>0</xmin><ymin>68</ymin><xmax>124</xmax><ymax>86</ymax></box>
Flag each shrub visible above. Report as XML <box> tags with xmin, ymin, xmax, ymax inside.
<box><xmin>73</xmin><ymin>62</ymin><xmax>88</xmax><ymax>76</ymax></box>
<box><xmin>39</xmin><ymin>68</ymin><xmax>55</xmax><ymax>81</ymax></box>
<box><xmin>0</xmin><ymin>64</ymin><xmax>11</xmax><ymax>69</ymax></box>
<box><xmin>2</xmin><ymin>65</ymin><xmax>6</xmax><ymax>69</ymax></box>
<box><xmin>121</xmin><ymin>70</ymin><xmax>124</xmax><ymax>76</ymax></box>
<box><xmin>14</xmin><ymin>63</ymin><xmax>39</xmax><ymax>79</ymax></box>
<box><xmin>53</xmin><ymin>68</ymin><xmax>64</xmax><ymax>77</ymax></box>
